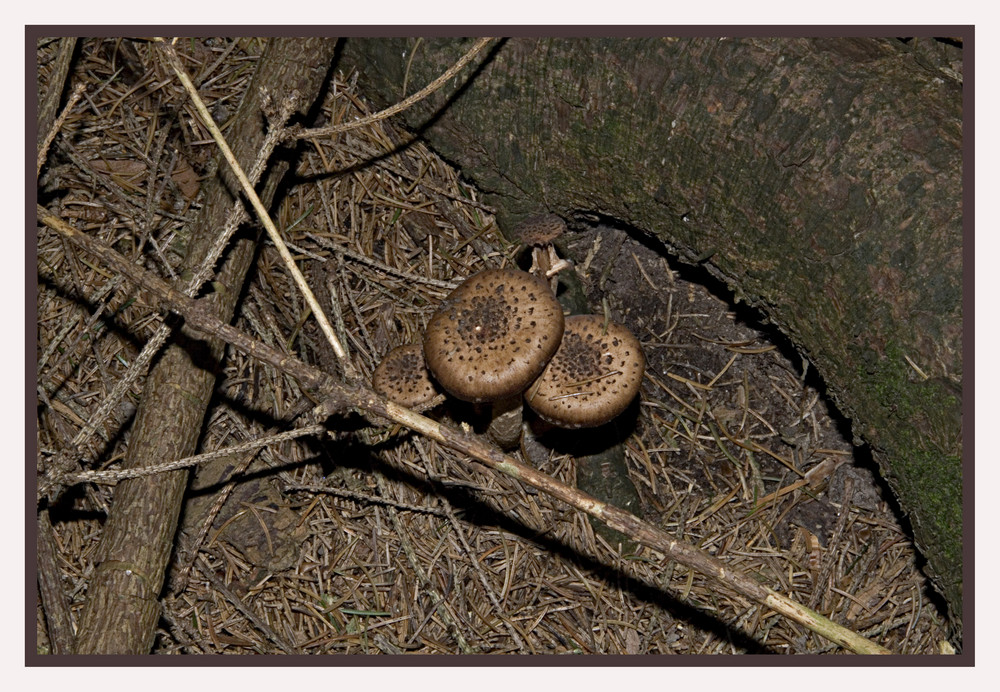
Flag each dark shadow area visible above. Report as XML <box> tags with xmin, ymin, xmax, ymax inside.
<box><xmin>570</xmin><ymin>213</ymin><xmax>860</xmax><ymax>453</ymax></box>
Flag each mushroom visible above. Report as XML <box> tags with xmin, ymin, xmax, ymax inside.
<box><xmin>511</xmin><ymin>214</ymin><xmax>573</xmax><ymax>291</ymax></box>
<box><xmin>423</xmin><ymin>268</ymin><xmax>565</xmax><ymax>401</ymax></box>
<box><xmin>372</xmin><ymin>342</ymin><xmax>443</xmax><ymax>411</ymax></box>
<box><xmin>423</xmin><ymin>267</ymin><xmax>565</xmax><ymax>447</ymax></box>
<box><xmin>512</xmin><ymin>213</ymin><xmax>566</xmax><ymax>248</ymax></box>
<box><xmin>524</xmin><ymin>314</ymin><xmax>645</xmax><ymax>429</ymax></box>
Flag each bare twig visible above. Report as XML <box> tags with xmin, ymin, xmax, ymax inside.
<box><xmin>38</xmin><ymin>82</ymin><xmax>85</xmax><ymax>179</ymax></box>
<box><xmin>64</xmin><ymin>424</ymin><xmax>326</xmax><ymax>485</ymax></box>
<box><xmin>307</xmin><ymin>232</ymin><xmax>458</xmax><ymax>290</ymax></box>
<box><xmin>156</xmin><ymin>38</ymin><xmax>356</xmax><ymax>379</ymax></box>
<box><xmin>36</xmin><ymin>512</ymin><xmax>75</xmax><ymax>654</ymax></box>
<box><xmin>298</xmin><ymin>37</ymin><xmax>496</xmax><ymax>140</ymax></box>
<box><xmin>36</xmin><ymin>37</ymin><xmax>79</xmax><ymax>174</ymax></box>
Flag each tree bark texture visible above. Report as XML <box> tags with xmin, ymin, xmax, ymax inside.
<box><xmin>72</xmin><ymin>37</ymin><xmax>338</xmax><ymax>654</ymax></box>
<box><xmin>338</xmin><ymin>37</ymin><xmax>964</xmax><ymax>627</ymax></box>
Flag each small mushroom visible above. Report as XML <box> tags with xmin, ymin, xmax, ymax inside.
<box><xmin>423</xmin><ymin>268</ymin><xmax>565</xmax><ymax>448</ymax></box>
<box><xmin>372</xmin><ymin>342</ymin><xmax>443</xmax><ymax>411</ymax></box>
<box><xmin>511</xmin><ymin>214</ymin><xmax>573</xmax><ymax>290</ymax></box>
<box><xmin>512</xmin><ymin>213</ymin><xmax>566</xmax><ymax>247</ymax></box>
<box><xmin>525</xmin><ymin>314</ymin><xmax>645</xmax><ymax>429</ymax></box>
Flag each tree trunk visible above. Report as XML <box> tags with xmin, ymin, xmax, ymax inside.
<box><xmin>72</xmin><ymin>37</ymin><xmax>338</xmax><ymax>654</ymax></box>
<box><xmin>338</xmin><ymin>36</ymin><xmax>964</xmax><ymax>629</ymax></box>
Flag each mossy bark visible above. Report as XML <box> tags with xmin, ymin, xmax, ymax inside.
<box><xmin>338</xmin><ymin>36</ymin><xmax>964</xmax><ymax>632</ymax></box>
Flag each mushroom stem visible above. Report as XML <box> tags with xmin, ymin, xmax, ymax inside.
<box><xmin>529</xmin><ymin>245</ymin><xmax>572</xmax><ymax>293</ymax></box>
<box><xmin>527</xmin><ymin>245</ymin><xmax>548</xmax><ymax>278</ymax></box>
<box><xmin>485</xmin><ymin>396</ymin><xmax>523</xmax><ymax>450</ymax></box>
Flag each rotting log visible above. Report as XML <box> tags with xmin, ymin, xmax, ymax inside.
<box><xmin>70</xmin><ymin>37</ymin><xmax>338</xmax><ymax>655</ymax></box>
<box><xmin>338</xmin><ymin>36</ymin><xmax>965</xmax><ymax>636</ymax></box>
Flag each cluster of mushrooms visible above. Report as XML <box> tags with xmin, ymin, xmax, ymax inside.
<box><xmin>372</xmin><ymin>216</ymin><xmax>646</xmax><ymax>450</ymax></box>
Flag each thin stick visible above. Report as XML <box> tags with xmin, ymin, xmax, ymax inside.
<box><xmin>36</xmin><ymin>37</ymin><xmax>79</xmax><ymax>176</ymax></box>
<box><xmin>38</xmin><ymin>82</ymin><xmax>85</xmax><ymax>180</ymax></box>
<box><xmin>36</xmin><ymin>511</ymin><xmax>75</xmax><ymax>654</ymax></box>
<box><xmin>298</xmin><ymin>37</ymin><xmax>495</xmax><ymax>140</ymax></box>
<box><xmin>308</xmin><ymin>232</ymin><xmax>458</xmax><ymax>290</ymax></box>
<box><xmin>63</xmin><ymin>424</ymin><xmax>326</xmax><ymax>485</ymax></box>
<box><xmin>37</xmin><ymin>208</ymin><xmax>891</xmax><ymax>655</ymax></box>
<box><xmin>156</xmin><ymin>38</ymin><xmax>356</xmax><ymax>379</ymax></box>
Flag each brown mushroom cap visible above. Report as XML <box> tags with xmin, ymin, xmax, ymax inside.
<box><xmin>525</xmin><ymin>314</ymin><xmax>645</xmax><ymax>428</ymax></box>
<box><xmin>372</xmin><ymin>342</ymin><xmax>440</xmax><ymax>408</ymax></box>
<box><xmin>511</xmin><ymin>214</ymin><xmax>566</xmax><ymax>246</ymax></box>
<box><xmin>423</xmin><ymin>268</ymin><xmax>565</xmax><ymax>403</ymax></box>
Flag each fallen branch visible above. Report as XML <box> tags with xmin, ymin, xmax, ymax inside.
<box><xmin>37</xmin><ymin>204</ymin><xmax>891</xmax><ymax>655</ymax></box>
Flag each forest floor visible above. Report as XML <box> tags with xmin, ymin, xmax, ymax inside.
<box><xmin>35</xmin><ymin>37</ymin><xmax>954</xmax><ymax>655</ymax></box>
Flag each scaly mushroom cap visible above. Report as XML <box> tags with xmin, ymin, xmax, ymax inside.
<box><xmin>372</xmin><ymin>342</ymin><xmax>440</xmax><ymax>408</ymax></box>
<box><xmin>525</xmin><ymin>314</ymin><xmax>645</xmax><ymax>428</ymax></box>
<box><xmin>423</xmin><ymin>268</ymin><xmax>565</xmax><ymax>403</ymax></box>
<box><xmin>512</xmin><ymin>214</ymin><xmax>567</xmax><ymax>246</ymax></box>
